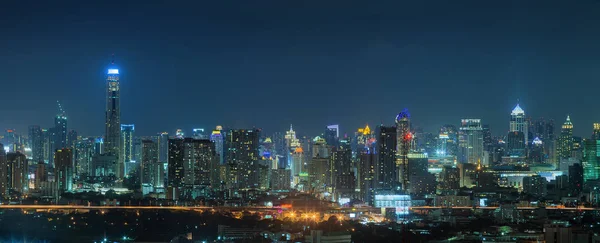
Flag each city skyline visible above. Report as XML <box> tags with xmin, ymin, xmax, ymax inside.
<box><xmin>2</xmin><ymin>1</ymin><xmax>600</xmax><ymax>137</ymax></box>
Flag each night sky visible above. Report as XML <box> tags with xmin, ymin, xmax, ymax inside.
<box><xmin>1</xmin><ymin>1</ymin><xmax>600</xmax><ymax>138</ymax></box>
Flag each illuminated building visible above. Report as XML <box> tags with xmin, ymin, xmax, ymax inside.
<box><xmin>120</xmin><ymin>124</ymin><xmax>135</xmax><ymax>177</ymax></box>
<box><xmin>54</xmin><ymin>148</ymin><xmax>73</xmax><ymax>193</ymax></box>
<box><xmin>529</xmin><ymin>137</ymin><xmax>544</xmax><ymax>163</ymax></box>
<box><xmin>105</xmin><ymin>60</ymin><xmax>121</xmax><ymax>179</ymax></box>
<box><xmin>459</xmin><ymin>119</ymin><xmax>484</xmax><ymax>165</ymax></box>
<box><xmin>52</xmin><ymin>114</ymin><xmax>68</xmax><ymax>156</ymax></box>
<box><xmin>284</xmin><ymin>124</ymin><xmax>300</xmax><ymax>151</ymax></box>
<box><xmin>176</xmin><ymin>129</ymin><xmax>184</xmax><ymax>138</ymax></box>
<box><xmin>331</xmin><ymin>138</ymin><xmax>354</xmax><ymax>197</ymax></box>
<box><xmin>210</xmin><ymin>126</ymin><xmax>224</xmax><ymax>165</ymax></box>
<box><xmin>376</xmin><ymin>125</ymin><xmax>397</xmax><ymax>190</ymax></box>
<box><xmin>6</xmin><ymin>152</ymin><xmax>27</xmax><ymax>194</ymax></box>
<box><xmin>407</xmin><ymin>153</ymin><xmax>436</xmax><ymax>196</ymax></box>
<box><xmin>358</xmin><ymin>150</ymin><xmax>377</xmax><ymax>205</ymax></box>
<box><xmin>325</xmin><ymin>125</ymin><xmax>339</xmax><ymax>147</ymax></box>
<box><xmin>583</xmin><ymin>139</ymin><xmax>600</xmax><ymax>182</ymax></box>
<box><xmin>42</xmin><ymin>129</ymin><xmax>52</xmax><ymax>164</ymax></box>
<box><xmin>158</xmin><ymin>132</ymin><xmax>169</xmax><ymax>163</ymax></box>
<box><xmin>510</xmin><ymin>104</ymin><xmax>528</xmax><ymax>146</ymax></box>
<box><xmin>67</xmin><ymin>130</ymin><xmax>77</xmax><ymax>149</ymax></box>
<box><xmin>374</xmin><ymin>194</ymin><xmax>411</xmax><ymax>216</ymax></box>
<box><xmin>168</xmin><ymin>138</ymin><xmax>185</xmax><ymax>189</ymax></box>
<box><xmin>192</xmin><ymin>128</ymin><xmax>207</xmax><ymax>139</ymax></box>
<box><xmin>507</xmin><ymin>131</ymin><xmax>525</xmax><ymax>157</ymax></box>
<box><xmin>141</xmin><ymin>140</ymin><xmax>163</xmax><ymax>190</ymax></box>
<box><xmin>28</xmin><ymin>125</ymin><xmax>43</xmax><ymax>163</ymax></box>
<box><xmin>395</xmin><ymin>109</ymin><xmax>412</xmax><ymax>192</ymax></box>
<box><xmin>226</xmin><ymin>129</ymin><xmax>260</xmax><ymax>189</ymax></box>
<box><xmin>523</xmin><ymin>175</ymin><xmax>547</xmax><ymax>198</ymax></box>
<box><xmin>0</xmin><ymin>145</ymin><xmax>6</xmax><ymax>197</ymax></box>
<box><xmin>438</xmin><ymin>125</ymin><xmax>459</xmax><ymax>157</ymax></box>
<box><xmin>91</xmin><ymin>154</ymin><xmax>116</xmax><ymax>177</ymax></box>
<box><xmin>94</xmin><ymin>137</ymin><xmax>104</xmax><ymax>155</ymax></box>
<box><xmin>74</xmin><ymin>138</ymin><xmax>94</xmax><ymax>176</ymax></box>
<box><xmin>182</xmin><ymin>139</ymin><xmax>217</xmax><ymax>187</ymax></box>
<box><xmin>439</xmin><ymin>166</ymin><xmax>460</xmax><ymax>191</ymax></box>
<box><xmin>354</xmin><ymin>124</ymin><xmax>375</xmax><ymax>156</ymax></box>
<box><xmin>593</xmin><ymin>123</ymin><xmax>600</xmax><ymax>140</ymax></box>
<box><xmin>290</xmin><ymin>146</ymin><xmax>304</xmax><ymax>187</ymax></box>
<box><xmin>556</xmin><ymin>116</ymin><xmax>574</xmax><ymax>159</ymax></box>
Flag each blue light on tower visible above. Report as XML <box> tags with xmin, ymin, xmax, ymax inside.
<box><xmin>107</xmin><ymin>69</ymin><xmax>119</xmax><ymax>74</ymax></box>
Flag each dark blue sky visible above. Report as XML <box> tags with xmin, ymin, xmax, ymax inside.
<box><xmin>1</xmin><ymin>1</ymin><xmax>600</xmax><ymax>137</ymax></box>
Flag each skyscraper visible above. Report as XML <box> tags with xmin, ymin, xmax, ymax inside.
<box><xmin>510</xmin><ymin>104</ymin><xmax>528</xmax><ymax>145</ymax></box>
<box><xmin>0</xmin><ymin>144</ymin><xmax>7</xmax><ymax>197</ymax></box>
<box><xmin>396</xmin><ymin>109</ymin><xmax>412</xmax><ymax>192</ymax></box>
<box><xmin>53</xmin><ymin>114</ymin><xmax>68</xmax><ymax>153</ymax></box>
<box><xmin>141</xmin><ymin>140</ymin><xmax>163</xmax><ymax>189</ymax></box>
<box><xmin>28</xmin><ymin>125</ymin><xmax>43</xmax><ymax>163</ymax></box>
<box><xmin>6</xmin><ymin>152</ymin><xmax>27</xmax><ymax>194</ymax></box>
<box><xmin>325</xmin><ymin>125</ymin><xmax>340</xmax><ymax>147</ymax></box>
<box><xmin>226</xmin><ymin>129</ymin><xmax>260</xmax><ymax>189</ymax></box>
<box><xmin>120</xmin><ymin>124</ymin><xmax>135</xmax><ymax>177</ymax></box>
<box><xmin>583</xmin><ymin>139</ymin><xmax>599</xmax><ymax>182</ymax></box>
<box><xmin>192</xmin><ymin>128</ymin><xmax>208</xmax><ymax>139</ymax></box>
<box><xmin>74</xmin><ymin>138</ymin><xmax>94</xmax><ymax>176</ymax></box>
<box><xmin>210</xmin><ymin>126</ymin><xmax>224</xmax><ymax>165</ymax></box>
<box><xmin>105</xmin><ymin>61</ymin><xmax>121</xmax><ymax>176</ymax></box>
<box><xmin>376</xmin><ymin>125</ymin><xmax>397</xmax><ymax>190</ymax></box>
<box><xmin>54</xmin><ymin>148</ymin><xmax>73</xmax><ymax>193</ymax></box>
<box><xmin>459</xmin><ymin>119</ymin><xmax>484</xmax><ymax>165</ymax></box>
<box><xmin>158</xmin><ymin>132</ymin><xmax>169</xmax><ymax>163</ymax></box>
<box><xmin>593</xmin><ymin>123</ymin><xmax>600</xmax><ymax>140</ymax></box>
<box><xmin>557</xmin><ymin>116</ymin><xmax>574</xmax><ymax>159</ymax></box>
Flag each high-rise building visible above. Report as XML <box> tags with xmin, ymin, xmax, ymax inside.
<box><xmin>331</xmin><ymin>138</ymin><xmax>354</xmax><ymax>196</ymax></box>
<box><xmin>54</xmin><ymin>148</ymin><xmax>73</xmax><ymax>193</ymax></box>
<box><xmin>593</xmin><ymin>123</ymin><xmax>600</xmax><ymax>140</ymax></box>
<box><xmin>168</xmin><ymin>138</ymin><xmax>185</xmax><ymax>189</ymax></box>
<box><xmin>482</xmin><ymin>125</ymin><xmax>493</xmax><ymax>153</ymax></box>
<box><xmin>507</xmin><ymin>131</ymin><xmax>526</xmax><ymax>156</ymax></box>
<box><xmin>210</xmin><ymin>126</ymin><xmax>224</xmax><ymax>165</ymax></box>
<box><xmin>510</xmin><ymin>104</ymin><xmax>528</xmax><ymax>146</ymax></box>
<box><xmin>407</xmin><ymin>153</ymin><xmax>436</xmax><ymax>196</ymax></box>
<box><xmin>120</xmin><ymin>124</ymin><xmax>135</xmax><ymax>177</ymax></box>
<box><xmin>459</xmin><ymin>119</ymin><xmax>484</xmax><ymax>165</ymax></box>
<box><xmin>74</xmin><ymin>138</ymin><xmax>94</xmax><ymax>176</ymax></box>
<box><xmin>271</xmin><ymin>168</ymin><xmax>291</xmax><ymax>190</ymax></box>
<box><xmin>290</xmin><ymin>146</ymin><xmax>305</xmax><ymax>187</ymax></box>
<box><xmin>141</xmin><ymin>140</ymin><xmax>163</xmax><ymax>189</ymax></box>
<box><xmin>523</xmin><ymin>175</ymin><xmax>547</xmax><ymax>198</ymax></box>
<box><xmin>158</xmin><ymin>132</ymin><xmax>169</xmax><ymax>163</ymax></box>
<box><xmin>438</xmin><ymin>125</ymin><xmax>459</xmax><ymax>157</ymax></box>
<box><xmin>376</xmin><ymin>125</ymin><xmax>397</xmax><ymax>190</ymax></box>
<box><xmin>28</xmin><ymin>125</ymin><xmax>43</xmax><ymax>163</ymax></box>
<box><xmin>359</xmin><ymin>150</ymin><xmax>377</xmax><ymax>205</ymax></box>
<box><xmin>53</xmin><ymin>114</ymin><xmax>68</xmax><ymax>153</ymax></box>
<box><xmin>104</xmin><ymin>62</ymin><xmax>121</xmax><ymax>175</ymax></box>
<box><xmin>569</xmin><ymin>163</ymin><xmax>583</xmax><ymax>197</ymax></box>
<box><xmin>439</xmin><ymin>166</ymin><xmax>460</xmax><ymax>191</ymax></box>
<box><xmin>192</xmin><ymin>128</ymin><xmax>208</xmax><ymax>139</ymax></box>
<box><xmin>396</xmin><ymin>109</ymin><xmax>412</xmax><ymax>192</ymax></box>
<box><xmin>325</xmin><ymin>125</ymin><xmax>340</xmax><ymax>147</ymax></box>
<box><xmin>182</xmin><ymin>138</ymin><xmax>217</xmax><ymax>187</ymax></box>
<box><xmin>42</xmin><ymin>129</ymin><xmax>52</xmax><ymax>164</ymax></box>
<box><xmin>583</xmin><ymin>139</ymin><xmax>599</xmax><ymax>182</ymax></box>
<box><xmin>557</xmin><ymin>116</ymin><xmax>574</xmax><ymax>160</ymax></box>
<box><xmin>67</xmin><ymin>130</ymin><xmax>78</xmax><ymax>149</ymax></box>
<box><xmin>226</xmin><ymin>129</ymin><xmax>260</xmax><ymax>189</ymax></box>
<box><xmin>0</xmin><ymin>145</ymin><xmax>7</xmax><ymax>197</ymax></box>
<box><xmin>6</xmin><ymin>152</ymin><xmax>28</xmax><ymax>194</ymax></box>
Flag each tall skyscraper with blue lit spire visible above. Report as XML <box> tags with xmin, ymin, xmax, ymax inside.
<box><xmin>105</xmin><ymin>56</ymin><xmax>122</xmax><ymax>178</ymax></box>
<box><xmin>510</xmin><ymin>103</ymin><xmax>528</xmax><ymax>145</ymax></box>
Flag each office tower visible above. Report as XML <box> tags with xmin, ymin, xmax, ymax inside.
<box><xmin>439</xmin><ymin>125</ymin><xmax>459</xmax><ymax>156</ymax></box>
<box><xmin>284</xmin><ymin>125</ymin><xmax>300</xmax><ymax>151</ymax></box>
<box><xmin>0</xmin><ymin>145</ymin><xmax>6</xmax><ymax>197</ymax></box>
<box><xmin>271</xmin><ymin>168</ymin><xmax>291</xmax><ymax>190</ymax></box>
<box><xmin>583</xmin><ymin>139</ymin><xmax>599</xmax><ymax>182</ymax></box>
<box><xmin>6</xmin><ymin>152</ymin><xmax>28</xmax><ymax>194</ymax></box>
<box><xmin>359</xmin><ymin>150</ymin><xmax>377</xmax><ymax>205</ymax></box>
<box><xmin>290</xmin><ymin>146</ymin><xmax>304</xmax><ymax>187</ymax></box>
<box><xmin>104</xmin><ymin>63</ymin><xmax>121</xmax><ymax>164</ymax></box>
<box><xmin>91</xmin><ymin>154</ymin><xmax>116</xmax><ymax>177</ymax></box>
<box><xmin>54</xmin><ymin>148</ymin><xmax>73</xmax><ymax>192</ymax></box>
<box><xmin>53</xmin><ymin>114</ymin><xmax>68</xmax><ymax>153</ymax></box>
<box><xmin>376</xmin><ymin>125</ymin><xmax>397</xmax><ymax>190</ymax></box>
<box><xmin>459</xmin><ymin>119</ymin><xmax>484</xmax><ymax>165</ymax></box>
<box><xmin>67</xmin><ymin>130</ymin><xmax>77</xmax><ymax>149</ymax></box>
<box><xmin>120</xmin><ymin>124</ymin><xmax>135</xmax><ymax>177</ymax></box>
<box><xmin>158</xmin><ymin>132</ymin><xmax>169</xmax><ymax>163</ymax></box>
<box><xmin>523</xmin><ymin>175</ymin><xmax>547</xmax><ymax>198</ymax></box>
<box><xmin>28</xmin><ymin>125</ymin><xmax>43</xmax><ymax>163</ymax></box>
<box><xmin>168</xmin><ymin>138</ymin><xmax>185</xmax><ymax>188</ymax></box>
<box><xmin>94</xmin><ymin>137</ymin><xmax>104</xmax><ymax>155</ymax></box>
<box><xmin>593</xmin><ymin>123</ymin><xmax>600</xmax><ymax>140</ymax></box>
<box><xmin>182</xmin><ymin>138</ymin><xmax>217</xmax><ymax>187</ymax></box>
<box><xmin>534</xmin><ymin>118</ymin><xmax>546</xmax><ymax>139</ymax></box>
<box><xmin>257</xmin><ymin>160</ymin><xmax>270</xmax><ymax>190</ymax></box>
<box><xmin>325</xmin><ymin>125</ymin><xmax>340</xmax><ymax>147</ymax></box>
<box><xmin>507</xmin><ymin>131</ymin><xmax>526</xmax><ymax>156</ymax></box>
<box><xmin>42</xmin><ymin>129</ymin><xmax>51</xmax><ymax>164</ymax></box>
<box><xmin>2</xmin><ymin>129</ymin><xmax>16</xmax><ymax>151</ymax></box>
<box><xmin>331</xmin><ymin>138</ymin><xmax>354</xmax><ymax>196</ymax></box>
<box><xmin>482</xmin><ymin>125</ymin><xmax>493</xmax><ymax>153</ymax></box>
<box><xmin>210</xmin><ymin>127</ymin><xmax>224</xmax><ymax>165</ymax></box>
<box><xmin>355</xmin><ymin>125</ymin><xmax>375</xmax><ymax>154</ymax></box>
<box><xmin>529</xmin><ymin>137</ymin><xmax>544</xmax><ymax>163</ymax></box>
<box><xmin>510</xmin><ymin>104</ymin><xmax>528</xmax><ymax>145</ymax></box>
<box><xmin>34</xmin><ymin>162</ymin><xmax>47</xmax><ymax>189</ymax></box>
<box><xmin>569</xmin><ymin>163</ymin><xmax>583</xmax><ymax>197</ymax></box>
<box><xmin>226</xmin><ymin>129</ymin><xmax>260</xmax><ymax>189</ymax></box>
<box><xmin>557</xmin><ymin>116</ymin><xmax>574</xmax><ymax>160</ymax></box>
<box><xmin>74</xmin><ymin>138</ymin><xmax>94</xmax><ymax>176</ymax></box>
<box><xmin>439</xmin><ymin>166</ymin><xmax>460</xmax><ymax>191</ymax></box>
<box><xmin>192</xmin><ymin>128</ymin><xmax>208</xmax><ymax>139</ymax></box>
<box><xmin>175</xmin><ymin>129</ymin><xmax>184</xmax><ymax>138</ymax></box>
<box><xmin>141</xmin><ymin>140</ymin><xmax>163</xmax><ymax>189</ymax></box>
<box><xmin>396</xmin><ymin>109</ymin><xmax>412</xmax><ymax>192</ymax></box>
<box><xmin>132</xmin><ymin>136</ymin><xmax>142</xmax><ymax>162</ymax></box>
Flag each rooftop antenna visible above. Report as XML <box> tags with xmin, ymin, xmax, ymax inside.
<box><xmin>111</xmin><ymin>53</ymin><xmax>115</xmax><ymax>64</ymax></box>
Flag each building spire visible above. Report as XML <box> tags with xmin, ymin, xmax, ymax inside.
<box><xmin>111</xmin><ymin>53</ymin><xmax>115</xmax><ymax>64</ymax></box>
